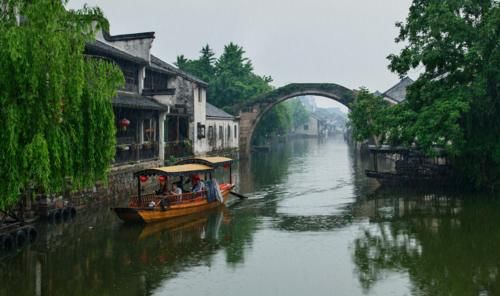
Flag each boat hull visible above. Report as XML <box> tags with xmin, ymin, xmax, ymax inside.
<box><xmin>113</xmin><ymin>187</ymin><xmax>232</xmax><ymax>224</ymax></box>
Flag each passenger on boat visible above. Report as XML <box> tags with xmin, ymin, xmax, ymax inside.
<box><xmin>170</xmin><ymin>183</ymin><xmax>182</xmax><ymax>195</ymax></box>
<box><xmin>156</xmin><ymin>179</ymin><xmax>168</xmax><ymax>195</ymax></box>
<box><xmin>191</xmin><ymin>175</ymin><xmax>205</xmax><ymax>193</ymax></box>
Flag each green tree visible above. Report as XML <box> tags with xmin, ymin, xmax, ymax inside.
<box><xmin>176</xmin><ymin>42</ymin><xmax>289</xmax><ymax>143</ymax></box>
<box><xmin>348</xmin><ymin>89</ymin><xmax>391</xmax><ymax>145</ymax></box>
<box><xmin>176</xmin><ymin>42</ymin><xmax>273</xmax><ymax>108</ymax></box>
<box><xmin>0</xmin><ymin>0</ymin><xmax>124</xmax><ymax>209</ymax></box>
<box><xmin>387</xmin><ymin>0</ymin><xmax>500</xmax><ymax>188</ymax></box>
<box><xmin>175</xmin><ymin>45</ymin><xmax>216</xmax><ymax>83</ymax></box>
<box><xmin>253</xmin><ymin>104</ymin><xmax>292</xmax><ymax>144</ymax></box>
<box><xmin>285</xmin><ymin>99</ymin><xmax>310</xmax><ymax>129</ymax></box>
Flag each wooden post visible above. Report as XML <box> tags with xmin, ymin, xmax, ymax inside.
<box><xmin>176</xmin><ymin>116</ymin><xmax>180</xmax><ymax>142</ymax></box>
<box><xmin>137</xmin><ymin>177</ymin><xmax>142</xmax><ymax>205</ymax></box>
<box><xmin>229</xmin><ymin>164</ymin><xmax>233</xmax><ymax>184</ymax></box>
<box><xmin>373</xmin><ymin>151</ymin><xmax>378</xmax><ymax>172</ymax></box>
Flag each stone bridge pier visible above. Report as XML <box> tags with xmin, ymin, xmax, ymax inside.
<box><xmin>238</xmin><ymin>83</ymin><xmax>355</xmax><ymax>155</ymax></box>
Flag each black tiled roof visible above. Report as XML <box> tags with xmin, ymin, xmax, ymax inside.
<box><xmin>383</xmin><ymin>77</ymin><xmax>414</xmax><ymax>103</ymax></box>
<box><xmin>150</xmin><ymin>55</ymin><xmax>208</xmax><ymax>86</ymax></box>
<box><xmin>113</xmin><ymin>91</ymin><xmax>168</xmax><ymax>111</ymax></box>
<box><xmin>102</xmin><ymin>31</ymin><xmax>155</xmax><ymax>42</ymax></box>
<box><xmin>206</xmin><ymin>103</ymin><xmax>235</xmax><ymax>119</ymax></box>
<box><xmin>86</xmin><ymin>40</ymin><xmax>148</xmax><ymax>65</ymax></box>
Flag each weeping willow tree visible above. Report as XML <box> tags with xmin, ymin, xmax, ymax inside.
<box><xmin>0</xmin><ymin>0</ymin><xmax>124</xmax><ymax>209</ymax></box>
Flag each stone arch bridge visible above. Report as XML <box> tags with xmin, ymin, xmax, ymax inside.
<box><xmin>238</xmin><ymin>83</ymin><xmax>355</xmax><ymax>154</ymax></box>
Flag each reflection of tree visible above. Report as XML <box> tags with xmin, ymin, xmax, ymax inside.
<box><xmin>352</xmin><ymin>192</ymin><xmax>500</xmax><ymax>296</ymax></box>
<box><xmin>0</xmin><ymin>205</ymin><xmax>262</xmax><ymax>296</ymax></box>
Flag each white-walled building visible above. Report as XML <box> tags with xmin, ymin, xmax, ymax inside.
<box><xmin>294</xmin><ymin>114</ymin><xmax>322</xmax><ymax>137</ymax></box>
<box><xmin>199</xmin><ymin>103</ymin><xmax>239</xmax><ymax>154</ymax></box>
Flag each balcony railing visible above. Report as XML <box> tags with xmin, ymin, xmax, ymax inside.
<box><xmin>114</xmin><ymin>142</ymin><xmax>159</xmax><ymax>165</ymax></box>
<box><xmin>165</xmin><ymin>140</ymin><xmax>193</xmax><ymax>158</ymax></box>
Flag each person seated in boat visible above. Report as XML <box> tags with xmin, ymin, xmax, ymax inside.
<box><xmin>191</xmin><ymin>175</ymin><xmax>205</xmax><ymax>194</ymax></box>
<box><xmin>170</xmin><ymin>183</ymin><xmax>183</xmax><ymax>202</ymax></box>
<box><xmin>170</xmin><ymin>183</ymin><xmax>182</xmax><ymax>195</ymax></box>
<box><xmin>156</xmin><ymin>179</ymin><xmax>168</xmax><ymax>195</ymax></box>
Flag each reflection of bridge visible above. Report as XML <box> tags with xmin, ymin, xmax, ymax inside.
<box><xmin>238</xmin><ymin>83</ymin><xmax>355</xmax><ymax>154</ymax></box>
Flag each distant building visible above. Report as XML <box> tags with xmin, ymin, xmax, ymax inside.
<box><xmin>295</xmin><ymin>114</ymin><xmax>324</xmax><ymax>137</ymax></box>
<box><xmin>200</xmin><ymin>103</ymin><xmax>239</xmax><ymax>153</ymax></box>
<box><xmin>382</xmin><ymin>77</ymin><xmax>414</xmax><ymax>105</ymax></box>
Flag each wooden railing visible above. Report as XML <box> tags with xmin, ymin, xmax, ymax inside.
<box><xmin>128</xmin><ymin>190</ymin><xmax>208</xmax><ymax>208</ymax></box>
<box><xmin>114</xmin><ymin>142</ymin><xmax>160</xmax><ymax>164</ymax></box>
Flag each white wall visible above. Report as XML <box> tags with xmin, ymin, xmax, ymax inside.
<box><xmin>95</xmin><ymin>30</ymin><xmax>154</xmax><ymax>63</ymax></box>
<box><xmin>295</xmin><ymin>116</ymin><xmax>319</xmax><ymax>137</ymax></box>
<box><xmin>204</xmin><ymin>118</ymin><xmax>239</xmax><ymax>153</ymax></box>
<box><xmin>193</xmin><ymin>87</ymin><xmax>207</xmax><ymax>155</ymax></box>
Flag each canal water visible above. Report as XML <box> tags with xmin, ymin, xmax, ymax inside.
<box><xmin>2</xmin><ymin>136</ymin><xmax>500</xmax><ymax>296</ymax></box>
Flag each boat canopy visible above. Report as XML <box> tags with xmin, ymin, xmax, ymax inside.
<box><xmin>175</xmin><ymin>156</ymin><xmax>233</xmax><ymax>167</ymax></box>
<box><xmin>133</xmin><ymin>164</ymin><xmax>214</xmax><ymax>177</ymax></box>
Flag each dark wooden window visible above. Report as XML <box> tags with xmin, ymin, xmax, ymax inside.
<box><xmin>234</xmin><ymin>125</ymin><xmax>237</xmax><ymax>138</ymax></box>
<box><xmin>197</xmin><ymin>122</ymin><xmax>206</xmax><ymax>139</ymax></box>
<box><xmin>208</xmin><ymin>126</ymin><xmax>214</xmax><ymax>139</ymax></box>
<box><xmin>144</xmin><ymin>69</ymin><xmax>169</xmax><ymax>90</ymax></box>
<box><xmin>116</xmin><ymin>60</ymin><xmax>139</xmax><ymax>92</ymax></box>
<box><xmin>219</xmin><ymin>126</ymin><xmax>223</xmax><ymax>140</ymax></box>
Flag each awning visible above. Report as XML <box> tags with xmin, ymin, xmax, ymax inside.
<box><xmin>175</xmin><ymin>157</ymin><xmax>233</xmax><ymax>167</ymax></box>
<box><xmin>134</xmin><ymin>164</ymin><xmax>214</xmax><ymax>177</ymax></box>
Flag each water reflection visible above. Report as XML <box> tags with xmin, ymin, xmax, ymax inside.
<box><xmin>351</xmin><ymin>188</ymin><xmax>500</xmax><ymax>296</ymax></box>
<box><xmin>2</xmin><ymin>137</ymin><xmax>500</xmax><ymax>296</ymax></box>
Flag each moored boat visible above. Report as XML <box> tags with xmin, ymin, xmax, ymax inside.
<box><xmin>112</xmin><ymin>157</ymin><xmax>235</xmax><ymax>224</ymax></box>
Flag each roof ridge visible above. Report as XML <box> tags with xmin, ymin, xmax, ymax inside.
<box><xmin>382</xmin><ymin>76</ymin><xmax>414</xmax><ymax>96</ymax></box>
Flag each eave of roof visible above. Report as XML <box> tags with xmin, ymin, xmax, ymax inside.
<box><xmin>86</xmin><ymin>40</ymin><xmax>147</xmax><ymax>65</ymax></box>
<box><xmin>103</xmin><ymin>31</ymin><xmax>155</xmax><ymax>42</ymax></box>
<box><xmin>382</xmin><ymin>77</ymin><xmax>414</xmax><ymax>103</ymax></box>
<box><xmin>113</xmin><ymin>91</ymin><xmax>168</xmax><ymax>111</ymax></box>
<box><xmin>150</xmin><ymin>55</ymin><xmax>208</xmax><ymax>86</ymax></box>
<box><xmin>206</xmin><ymin>103</ymin><xmax>235</xmax><ymax>119</ymax></box>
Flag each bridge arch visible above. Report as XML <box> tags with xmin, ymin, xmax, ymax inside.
<box><xmin>238</xmin><ymin>83</ymin><xmax>355</xmax><ymax>154</ymax></box>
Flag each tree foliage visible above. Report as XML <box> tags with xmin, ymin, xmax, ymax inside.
<box><xmin>285</xmin><ymin>99</ymin><xmax>310</xmax><ymax>129</ymax></box>
<box><xmin>386</xmin><ymin>0</ymin><xmax>500</xmax><ymax>188</ymax></box>
<box><xmin>176</xmin><ymin>42</ymin><xmax>273</xmax><ymax>107</ymax></box>
<box><xmin>348</xmin><ymin>89</ymin><xmax>391</xmax><ymax>145</ymax></box>
<box><xmin>253</xmin><ymin>104</ymin><xmax>292</xmax><ymax>144</ymax></box>
<box><xmin>0</xmin><ymin>0</ymin><xmax>124</xmax><ymax>209</ymax></box>
<box><xmin>176</xmin><ymin>42</ymin><xmax>294</xmax><ymax>140</ymax></box>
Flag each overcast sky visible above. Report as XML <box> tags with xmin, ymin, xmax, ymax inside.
<box><xmin>68</xmin><ymin>0</ymin><xmax>414</xmax><ymax>98</ymax></box>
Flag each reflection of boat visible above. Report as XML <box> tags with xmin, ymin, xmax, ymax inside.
<box><xmin>137</xmin><ymin>207</ymin><xmax>230</xmax><ymax>240</ymax></box>
<box><xmin>112</xmin><ymin>157</ymin><xmax>234</xmax><ymax>223</ymax></box>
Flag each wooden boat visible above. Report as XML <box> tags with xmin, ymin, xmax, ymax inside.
<box><xmin>112</xmin><ymin>157</ymin><xmax>234</xmax><ymax>224</ymax></box>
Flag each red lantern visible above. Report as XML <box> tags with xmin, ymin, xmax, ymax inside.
<box><xmin>158</xmin><ymin>175</ymin><xmax>166</xmax><ymax>182</ymax></box>
<box><xmin>223</xmin><ymin>163</ymin><xmax>231</xmax><ymax>169</ymax></box>
<box><xmin>119</xmin><ymin>118</ymin><xmax>131</xmax><ymax>131</ymax></box>
<box><xmin>139</xmin><ymin>175</ymin><xmax>148</xmax><ymax>183</ymax></box>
